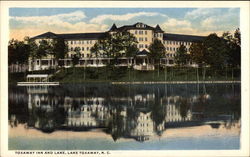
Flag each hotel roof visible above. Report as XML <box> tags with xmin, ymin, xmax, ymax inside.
<box><xmin>32</xmin><ymin>32</ymin><xmax>107</xmax><ymax>40</ymax></box>
<box><xmin>116</xmin><ymin>22</ymin><xmax>156</xmax><ymax>32</ymax></box>
<box><xmin>163</xmin><ymin>33</ymin><xmax>205</xmax><ymax>42</ymax></box>
<box><xmin>31</xmin><ymin>22</ymin><xmax>205</xmax><ymax>42</ymax></box>
<box><xmin>57</xmin><ymin>32</ymin><xmax>107</xmax><ymax>40</ymax></box>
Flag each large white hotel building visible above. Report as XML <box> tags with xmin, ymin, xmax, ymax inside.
<box><xmin>30</xmin><ymin>22</ymin><xmax>204</xmax><ymax>71</ymax></box>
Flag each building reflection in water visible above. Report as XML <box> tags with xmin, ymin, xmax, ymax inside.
<box><xmin>9</xmin><ymin>84</ymin><xmax>241</xmax><ymax>142</ymax></box>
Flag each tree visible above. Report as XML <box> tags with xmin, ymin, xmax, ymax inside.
<box><xmin>148</xmin><ymin>39</ymin><xmax>166</xmax><ymax>77</ymax></box>
<box><xmin>8</xmin><ymin>39</ymin><xmax>30</xmax><ymax>68</ymax></box>
<box><xmin>36</xmin><ymin>39</ymin><xmax>53</xmax><ymax>59</ymax></box>
<box><xmin>24</xmin><ymin>36</ymin><xmax>38</xmax><ymax>71</ymax></box>
<box><xmin>125</xmin><ymin>44</ymin><xmax>138</xmax><ymax>57</ymax></box>
<box><xmin>52</xmin><ymin>37</ymin><xmax>68</xmax><ymax>60</ymax></box>
<box><xmin>8</xmin><ymin>39</ymin><xmax>18</xmax><ymax>65</ymax></box>
<box><xmin>90</xmin><ymin>42</ymin><xmax>100</xmax><ymax>58</ymax></box>
<box><xmin>121</xmin><ymin>31</ymin><xmax>138</xmax><ymax>57</ymax></box>
<box><xmin>203</xmin><ymin>33</ymin><xmax>227</xmax><ymax>70</ymax></box>
<box><xmin>71</xmin><ymin>47</ymin><xmax>81</xmax><ymax>81</ymax></box>
<box><xmin>190</xmin><ymin>42</ymin><xmax>205</xmax><ymax>81</ymax></box>
<box><xmin>190</xmin><ymin>42</ymin><xmax>205</xmax><ymax>67</ymax></box>
<box><xmin>221</xmin><ymin>29</ymin><xmax>241</xmax><ymax>79</ymax></box>
<box><xmin>72</xmin><ymin>47</ymin><xmax>81</xmax><ymax>67</ymax></box>
<box><xmin>174</xmin><ymin>44</ymin><xmax>189</xmax><ymax>66</ymax></box>
<box><xmin>98</xmin><ymin>32</ymin><xmax>138</xmax><ymax>58</ymax></box>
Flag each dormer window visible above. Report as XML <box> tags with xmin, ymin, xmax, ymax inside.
<box><xmin>136</xmin><ymin>23</ymin><xmax>145</xmax><ymax>28</ymax></box>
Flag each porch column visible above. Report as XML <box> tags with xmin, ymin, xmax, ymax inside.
<box><xmin>143</xmin><ymin>58</ymin><xmax>146</xmax><ymax>65</ymax></box>
<box><xmin>99</xmin><ymin>58</ymin><xmax>102</xmax><ymax>65</ymax></box>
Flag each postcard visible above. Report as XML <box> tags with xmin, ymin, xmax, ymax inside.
<box><xmin>1</xmin><ymin>1</ymin><xmax>249</xmax><ymax>157</ymax></box>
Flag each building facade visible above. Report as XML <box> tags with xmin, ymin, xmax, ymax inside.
<box><xmin>30</xmin><ymin>22</ymin><xmax>204</xmax><ymax>71</ymax></box>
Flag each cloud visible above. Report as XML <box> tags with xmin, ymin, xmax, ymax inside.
<box><xmin>161</xmin><ymin>8</ymin><xmax>240</xmax><ymax>35</ymax></box>
<box><xmin>160</xmin><ymin>18</ymin><xmax>197</xmax><ymax>35</ymax></box>
<box><xmin>90</xmin><ymin>12</ymin><xmax>167</xmax><ymax>24</ymax></box>
<box><xmin>162</xmin><ymin>18</ymin><xmax>191</xmax><ymax>28</ymax></box>
<box><xmin>9</xmin><ymin>8</ymin><xmax>239</xmax><ymax>40</ymax></box>
<box><xmin>200</xmin><ymin>9</ymin><xmax>239</xmax><ymax>31</ymax></box>
<box><xmin>10</xmin><ymin>11</ymin><xmax>109</xmax><ymax>40</ymax></box>
<box><xmin>11</xmin><ymin>11</ymin><xmax>86</xmax><ymax>24</ymax></box>
<box><xmin>185</xmin><ymin>8</ymin><xmax>219</xmax><ymax>19</ymax></box>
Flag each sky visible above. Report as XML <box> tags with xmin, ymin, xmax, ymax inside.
<box><xmin>9</xmin><ymin>8</ymin><xmax>240</xmax><ymax>40</ymax></box>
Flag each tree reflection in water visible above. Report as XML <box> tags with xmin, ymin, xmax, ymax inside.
<box><xmin>9</xmin><ymin>83</ymin><xmax>241</xmax><ymax>142</ymax></box>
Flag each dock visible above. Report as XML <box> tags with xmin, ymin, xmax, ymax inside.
<box><xmin>17</xmin><ymin>82</ymin><xmax>59</xmax><ymax>86</ymax></box>
<box><xmin>17</xmin><ymin>74</ymin><xmax>59</xmax><ymax>86</ymax></box>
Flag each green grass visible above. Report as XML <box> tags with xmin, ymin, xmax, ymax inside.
<box><xmin>8</xmin><ymin>66</ymin><xmax>240</xmax><ymax>84</ymax></box>
<box><xmin>50</xmin><ymin>67</ymin><xmax>240</xmax><ymax>83</ymax></box>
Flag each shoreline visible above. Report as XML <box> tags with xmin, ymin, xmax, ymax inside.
<box><xmin>111</xmin><ymin>80</ymin><xmax>241</xmax><ymax>85</ymax></box>
<box><xmin>10</xmin><ymin>80</ymin><xmax>241</xmax><ymax>86</ymax></box>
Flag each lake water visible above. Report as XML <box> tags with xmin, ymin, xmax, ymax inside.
<box><xmin>8</xmin><ymin>83</ymin><xmax>241</xmax><ymax>150</ymax></box>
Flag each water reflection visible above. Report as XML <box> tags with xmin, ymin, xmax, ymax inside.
<box><xmin>9</xmin><ymin>84</ymin><xmax>240</xmax><ymax>143</ymax></box>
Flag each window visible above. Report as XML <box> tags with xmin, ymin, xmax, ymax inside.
<box><xmin>71</xmin><ymin>41</ymin><xmax>73</xmax><ymax>44</ymax></box>
<box><xmin>74</xmin><ymin>41</ymin><xmax>76</xmax><ymax>44</ymax></box>
<box><xmin>173</xmin><ymin>42</ymin><xmax>175</xmax><ymax>45</ymax></box>
<box><xmin>145</xmin><ymin>31</ymin><xmax>147</xmax><ymax>35</ymax></box>
<box><xmin>87</xmin><ymin>47</ymin><xmax>89</xmax><ymax>51</ymax></box>
<box><xmin>170</xmin><ymin>47</ymin><xmax>172</xmax><ymax>51</ymax></box>
<box><xmin>145</xmin><ymin>37</ymin><xmax>147</xmax><ymax>41</ymax></box>
<box><xmin>170</xmin><ymin>41</ymin><xmax>172</xmax><ymax>45</ymax></box>
<box><xmin>167</xmin><ymin>47</ymin><xmax>169</xmax><ymax>51</ymax></box>
<box><xmin>135</xmin><ymin>30</ymin><xmax>137</xmax><ymax>34</ymax></box>
<box><xmin>90</xmin><ymin>40</ymin><xmax>92</xmax><ymax>44</ymax></box>
<box><xmin>82</xmin><ymin>47</ymin><xmax>84</xmax><ymax>51</ymax></box>
<box><xmin>87</xmin><ymin>41</ymin><xmax>89</xmax><ymax>44</ymax></box>
<box><xmin>145</xmin><ymin>44</ymin><xmax>148</xmax><ymax>48</ymax></box>
<box><xmin>139</xmin><ymin>37</ymin><xmax>144</xmax><ymax>41</ymax></box>
<box><xmin>37</xmin><ymin>60</ymin><xmax>39</xmax><ymax>65</ymax></box>
<box><xmin>71</xmin><ymin>47</ymin><xmax>73</xmax><ymax>51</ymax></box>
<box><xmin>87</xmin><ymin>54</ymin><xmax>90</xmax><ymax>57</ymax></box>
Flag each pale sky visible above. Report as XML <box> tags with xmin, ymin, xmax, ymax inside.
<box><xmin>9</xmin><ymin>8</ymin><xmax>240</xmax><ymax>40</ymax></box>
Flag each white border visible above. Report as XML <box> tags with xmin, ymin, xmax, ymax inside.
<box><xmin>1</xmin><ymin>1</ymin><xmax>249</xmax><ymax>157</ymax></box>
